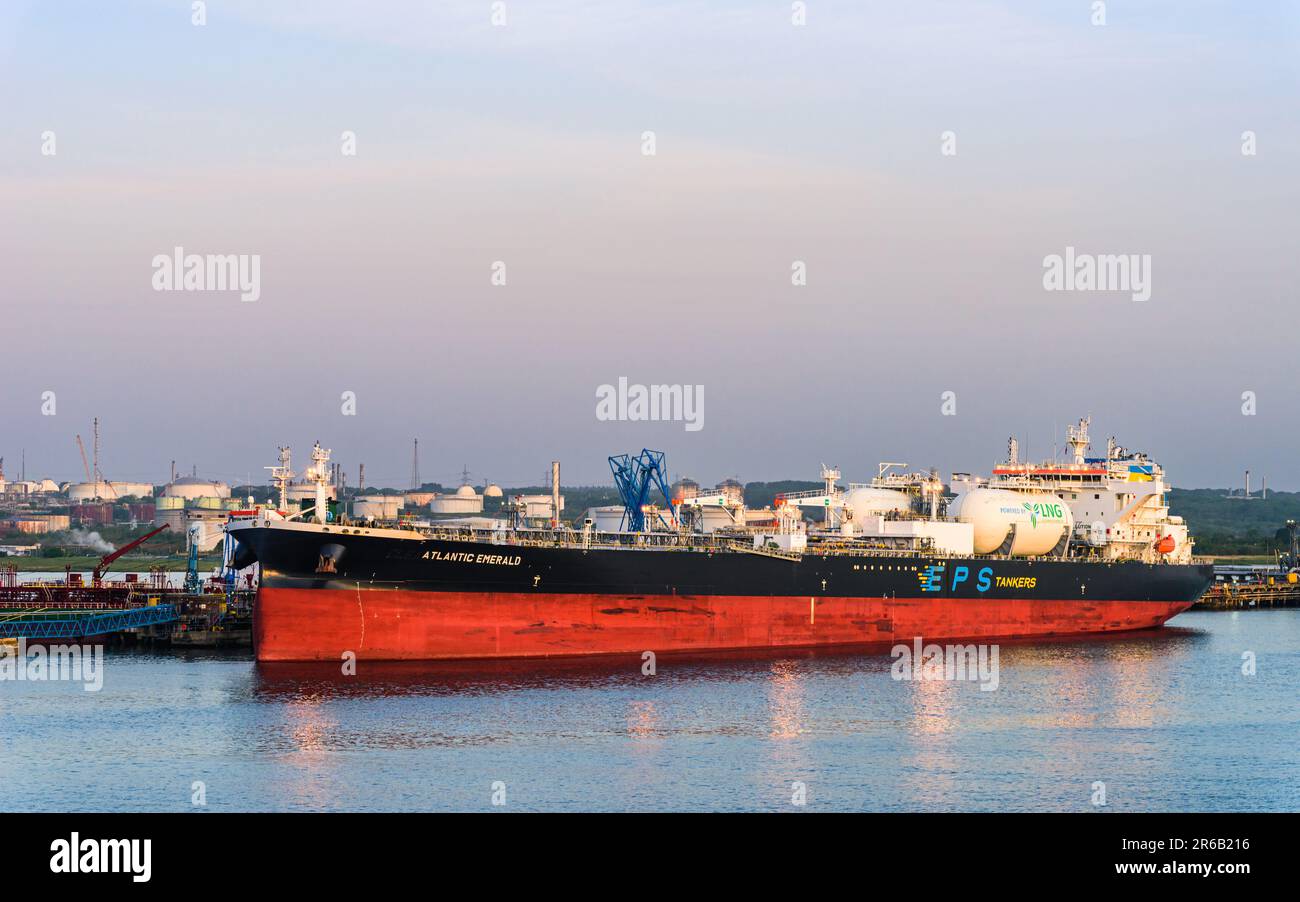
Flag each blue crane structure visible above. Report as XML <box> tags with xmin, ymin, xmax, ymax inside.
<box><xmin>608</xmin><ymin>449</ymin><xmax>676</xmax><ymax>532</ymax></box>
<box><xmin>184</xmin><ymin>524</ymin><xmax>201</xmax><ymax>595</ymax></box>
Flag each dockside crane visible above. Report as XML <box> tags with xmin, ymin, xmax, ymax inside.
<box><xmin>92</xmin><ymin>523</ymin><xmax>170</xmax><ymax>587</ymax></box>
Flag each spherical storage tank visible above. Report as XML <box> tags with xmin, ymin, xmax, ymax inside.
<box><xmin>950</xmin><ymin>489</ymin><xmax>1073</xmax><ymax>556</ymax></box>
<box><xmin>843</xmin><ymin>487</ymin><xmax>912</xmax><ymax>520</ymax></box>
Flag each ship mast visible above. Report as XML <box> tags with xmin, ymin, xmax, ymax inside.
<box><xmin>265</xmin><ymin>446</ymin><xmax>294</xmax><ymax>512</ymax></box>
<box><xmin>307</xmin><ymin>442</ymin><xmax>332</xmax><ymax>523</ymax></box>
<box><xmin>1066</xmin><ymin>416</ymin><xmax>1091</xmax><ymax>465</ymax></box>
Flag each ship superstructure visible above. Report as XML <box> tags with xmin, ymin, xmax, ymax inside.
<box><xmin>951</xmin><ymin>417</ymin><xmax>1192</xmax><ymax>564</ymax></box>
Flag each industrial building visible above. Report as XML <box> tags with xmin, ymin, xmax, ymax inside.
<box><xmin>2</xmin><ymin>514</ymin><xmax>72</xmax><ymax>534</ymax></box>
<box><xmin>152</xmin><ymin>477</ymin><xmax>240</xmax><ymax>551</ymax></box>
<box><xmin>0</xmin><ymin>478</ymin><xmax>61</xmax><ymax>496</ymax></box>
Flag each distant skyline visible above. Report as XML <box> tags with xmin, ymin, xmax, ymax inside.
<box><xmin>2</xmin><ymin>1</ymin><xmax>1297</xmax><ymax>489</ymax></box>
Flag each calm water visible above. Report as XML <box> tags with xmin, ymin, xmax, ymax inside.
<box><xmin>1</xmin><ymin>610</ymin><xmax>1297</xmax><ymax>812</ymax></box>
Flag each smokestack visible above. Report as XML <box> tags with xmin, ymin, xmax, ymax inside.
<box><xmin>1245</xmin><ymin>469</ymin><xmax>1251</xmax><ymax>499</ymax></box>
<box><xmin>551</xmin><ymin>460</ymin><xmax>561</xmax><ymax>529</ymax></box>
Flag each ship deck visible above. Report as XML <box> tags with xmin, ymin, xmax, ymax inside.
<box><xmin>230</xmin><ymin>517</ymin><xmax>1208</xmax><ymax>567</ymax></box>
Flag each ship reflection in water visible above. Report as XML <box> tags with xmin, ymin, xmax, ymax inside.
<box><xmin>2</xmin><ymin>612</ymin><xmax>1297</xmax><ymax>812</ymax></box>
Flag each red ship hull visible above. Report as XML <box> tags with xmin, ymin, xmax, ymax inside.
<box><xmin>254</xmin><ymin>587</ymin><xmax>1195</xmax><ymax>662</ymax></box>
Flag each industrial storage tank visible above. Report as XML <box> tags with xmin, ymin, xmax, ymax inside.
<box><xmin>843</xmin><ymin>487</ymin><xmax>913</xmax><ymax>520</ymax></box>
<box><xmin>353</xmin><ymin>495</ymin><xmax>402</xmax><ymax>521</ymax></box>
<box><xmin>583</xmin><ymin>505</ymin><xmax>627</xmax><ymax>532</ymax></box>
<box><xmin>67</xmin><ymin>480</ymin><xmax>155</xmax><ymax>501</ymax></box>
<box><xmin>287</xmin><ymin>483</ymin><xmax>337</xmax><ymax>503</ymax></box>
<box><xmin>430</xmin><ymin>485</ymin><xmax>484</xmax><ymax>514</ymax></box>
<box><xmin>112</xmin><ymin>482</ymin><xmax>155</xmax><ymax>498</ymax></box>
<box><xmin>950</xmin><ymin>488</ymin><xmax>1073</xmax><ymax>556</ymax></box>
<box><xmin>162</xmin><ymin>477</ymin><xmax>230</xmax><ymax>500</ymax></box>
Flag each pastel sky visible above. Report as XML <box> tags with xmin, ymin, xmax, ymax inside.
<box><xmin>1</xmin><ymin>1</ymin><xmax>1297</xmax><ymax>489</ymax></box>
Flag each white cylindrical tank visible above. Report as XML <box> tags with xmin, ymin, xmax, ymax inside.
<box><xmin>287</xmin><ymin>483</ymin><xmax>337</xmax><ymax>502</ymax></box>
<box><xmin>843</xmin><ymin>487</ymin><xmax>912</xmax><ymax>520</ymax></box>
<box><xmin>950</xmin><ymin>488</ymin><xmax>1073</xmax><ymax>556</ymax></box>
<box><xmin>585</xmin><ymin>505</ymin><xmax>628</xmax><ymax>532</ymax></box>
<box><xmin>67</xmin><ymin>481</ymin><xmax>110</xmax><ymax>501</ymax></box>
<box><xmin>353</xmin><ymin>495</ymin><xmax>402</xmax><ymax>520</ymax></box>
<box><xmin>430</xmin><ymin>486</ymin><xmax>484</xmax><ymax>514</ymax></box>
<box><xmin>68</xmin><ymin>480</ymin><xmax>154</xmax><ymax>500</ymax></box>
<box><xmin>163</xmin><ymin>477</ymin><xmax>230</xmax><ymax>500</ymax></box>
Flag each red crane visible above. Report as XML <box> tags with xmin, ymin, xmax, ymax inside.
<box><xmin>93</xmin><ymin>523</ymin><xmax>170</xmax><ymax>586</ymax></box>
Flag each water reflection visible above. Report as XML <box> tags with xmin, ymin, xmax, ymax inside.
<box><xmin>274</xmin><ymin>698</ymin><xmax>340</xmax><ymax>810</ymax></box>
<box><xmin>766</xmin><ymin>660</ymin><xmax>807</xmax><ymax>739</ymax></box>
<box><xmin>5</xmin><ymin>613</ymin><xmax>1291</xmax><ymax>811</ymax></box>
<box><xmin>247</xmin><ymin>625</ymin><xmax>1211</xmax><ymax>707</ymax></box>
<box><xmin>252</xmin><ymin>655</ymin><xmax>651</xmax><ymax>700</ymax></box>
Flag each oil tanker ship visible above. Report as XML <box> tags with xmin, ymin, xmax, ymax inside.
<box><xmin>227</xmin><ymin>419</ymin><xmax>1213</xmax><ymax>662</ymax></box>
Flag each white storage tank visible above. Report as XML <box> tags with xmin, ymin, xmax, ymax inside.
<box><xmin>843</xmin><ymin>487</ymin><xmax>912</xmax><ymax>521</ymax></box>
<box><xmin>287</xmin><ymin>483</ymin><xmax>337</xmax><ymax>503</ymax></box>
<box><xmin>430</xmin><ymin>485</ymin><xmax>484</xmax><ymax>514</ymax></box>
<box><xmin>353</xmin><ymin>495</ymin><xmax>402</xmax><ymax>521</ymax></box>
<box><xmin>584</xmin><ymin>505</ymin><xmax>629</xmax><ymax>532</ymax></box>
<box><xmin>67</xmin><ymin>480</ymin><xmax>155</xmax><ymax>501</ymax></box>
<box><xmin>950</xmin><ymin>488</ymin><xmax>1073</xmax><ymax>556</ymax></box>
<box><xmin>162</xmin><ymin>477</ymin><xmax>229</xmax><ymax>500</ymax></box>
